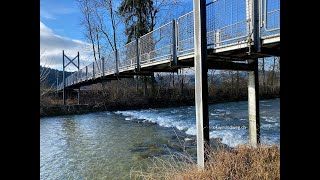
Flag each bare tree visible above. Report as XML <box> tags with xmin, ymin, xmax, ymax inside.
<box><xmin>40</xmin><ymin>50</ymin><xmax>55</xmax><ymax>106</ymax></box>
<box><xmin>269</xmin><ymin>56</ymin><xmax>280</xmax><ymax>93</ymax></box>
<box><xmin>78</xmin><ymin>0</ymin><xmax>99</xmax><ymax>64</ymax></box>
<box><xmin>151</xmin><ymin>0</ymin><xmax>183</xmax><ymax>29</ymax></box>
<box><xmin>94</xmin><ymin>0</ymin><xmax>119</xmax><ymax>50</ymax></box>
<box><xmin>40</xmin><ymin>50</ymin><xmax>50</xmax><ymax>84</ymax></box>
<box><xmin>77</xmin><ymin>0</ymin><xmax>123</xmax><ymax>105</ymax></box>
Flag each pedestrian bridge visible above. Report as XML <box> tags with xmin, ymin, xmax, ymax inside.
<box><xmin>58</xmin><ymin>0</ymin><xmax>280</xmax><ymax>167</ymax></box>
<box><xmin>59</xmin><ymin>0</ymin><xmax>279</xmax><ymax>90</ymax></box>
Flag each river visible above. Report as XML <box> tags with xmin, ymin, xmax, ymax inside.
<box><xmin>40</xmin><ymin>98</ymin><xmax>279</xmax><ymax>179</ymax></box>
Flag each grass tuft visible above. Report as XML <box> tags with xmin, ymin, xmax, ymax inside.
<box><xmin>130</xmin><ymin>144</ymin><xmax>280</xmax><ymax>180</ymax></box>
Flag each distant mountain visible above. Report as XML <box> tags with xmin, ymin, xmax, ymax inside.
<box><xmin>40</xmin><ymin>66</ymin><xmax>72</xmax><ymax>86</ymax></box>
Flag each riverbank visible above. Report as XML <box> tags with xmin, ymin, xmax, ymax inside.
<box><xmin>40</xmin><ymin>94</ymin><xmax>279</xmax><ymax>117</ymax></box>
<box><xmin>132</xmin><ymin>144</ymin><xmax>280</xmax><ymax>179</ymax></box>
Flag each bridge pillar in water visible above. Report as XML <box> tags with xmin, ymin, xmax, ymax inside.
<box><xmin>193</xmin><ymin>0</ymin><xmax>209</xmax><ymax>168</ymax></box>
<box><xmin>248</xmin><ymin>59</ymin><xmax>260</xmax><ymax>147</ymax></box>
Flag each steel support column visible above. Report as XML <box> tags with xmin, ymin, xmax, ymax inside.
<box><xmin>193</xmin><ymin>0</ymin><xmax>209</xmax><ymax>168</ymax></box>
<box><xmin>115</xmin><ymin>49</ymin><xmax>119</xmax><ymax>74</ymax></box>
<box><xmin>77</xmin><ymin>51</ymin><xmax>80</xmax><ymax>105</ymax></box>
<box><xmin>136</xmin><ymin>38</ymin><xmax>140</xmax><ymax>72</ymax></box>
<box><xmin>248</xmin><ymin>59</ymin><xmax>260</xmax><ymax>147</ymax></box>
<box><xmin>63</xmin><ymin>50</ymin><xmax>66</xmax><ymax>105</ymax></box>
<box><xmin>172</xmin><ymin>19</ymin><xmax>177</xmax><ymax>66</ymax></box>
<box><xmin>253</xmin><ymin>0</ymin><xmax>261</xmax><ymax>52</ymax></box>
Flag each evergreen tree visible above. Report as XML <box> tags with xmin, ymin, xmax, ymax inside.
<box><xmin>118</xmin><ymin>0</ymin><xmax>157</xmax><ymax>43</ymax></box>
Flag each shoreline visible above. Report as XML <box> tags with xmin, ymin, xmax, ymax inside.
<box><xmin>40</xmin><ymin>94</ymin><xmax>279</xmax><ymax>117</ymax></box>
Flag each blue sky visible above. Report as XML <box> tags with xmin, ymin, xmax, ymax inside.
<box><xmin>40</xmin><ymin>0</ymin><xmax>82</xmax><ymax>39</ymax></box>
<box><xmin>40</xmin><ymin>0</ymin><xmax>193</xmax><ymax>71</ymax></box>
<box><xmin>40</xmin><ymin>0</ymin><xmax>94</xmax><ymax>71</ymax></box>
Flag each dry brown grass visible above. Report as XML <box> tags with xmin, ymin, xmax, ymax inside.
<box><xmin>130</xmin><ymin>144</ymin><xmax>280</xmax><ymax>180</ymax></box>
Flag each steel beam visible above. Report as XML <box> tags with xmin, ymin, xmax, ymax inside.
<box><xmin>77</xmin><ymin>52</ymin><xmax>80</xmax><ymax>105</ymax></box>
<box><xmin>63</xmin><ymin>50</ymin><xmax>66</xmax><ymax>105</ymax></box>
<box><xmin>93</xmin><ymin>63</ymin><xmax>95</xmax><ymax>78</ymax></box>
<box><xmin>102</xmin><ymin>57</ymin><xmax>105</xmax><ymax>77</ymax></box>
<box><xmin>177</xmin><ymin>61</ymin><xmax>254</xmax><ymax>71</ymax></box>
<box><xmin>115</xmin><ymin>49</ymin><xmax>119</xmax><ymax>74</ymax></box>
<box><xmin>253</xmin><ymin>0</ymin><xmax>261</xmax><ymax>52</ymax></box>
<box><xmin>172</xmin><ymin>19</ymin><xmax>178</xmax><ymax>66</ymax></box>
<box><xmin>136</xmin><ymin>38</ymin><xmax>140</xmax><ymax>72</ymax></box>
<box><xmin>193</xmin><ymin>0</ymin><xmax>209</xmax><ymax>168</ymax></box>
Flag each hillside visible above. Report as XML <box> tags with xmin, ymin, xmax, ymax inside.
<box><xmin>40</xmin><ymin>66</ymin><xmax>72</xmax><ymax>86</ymax></box>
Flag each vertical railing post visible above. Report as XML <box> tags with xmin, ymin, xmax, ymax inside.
<box><xmin>86</xmin><ymin>66</ymin><xmax>88</xmax><ymax>81</ymax></box>
<box><xmin>193</xmin><ymin>0</ymin><xmax>209</xmax><ymax>168</ymax></box>
<box><xmin>136</xmin><ymin>38</ymin><xmax>140</xmax><ymax>72</ymax></box>
<box><xmin>77</xmin><ymin>51</ymin><xmax>80</xmax><ymax>105</ymax></box>
<box><xmin>246</xmin><ymin>0</ymin><xmax>253</xmax><ymax>43</ymax></box>
<box><xmin>77</xmin><ymin>51</ymin><xmax>80</xmax><ymax>70</ymax></box>
<box><xmin>253</xmin><ymin>0</ymin><xmax>261</xmax><ymax>52</ymax></box>
<box><xmin>62</xmin><ymin>50</ymin><xmax>66</xmax><ymax>105</ymax></box>
<box><xmin>115</xmin><ymin>49</ymin><xmax>119</xmax><ymax>74</ymax></box>
<box><xmin>172</xmin><ymin>19</ymin><xmax>178</xmax><ymax>66</ymax></box>
<box><xmin>102</xmin><ymin>57</ymin><xmax>105</xmax><ymax>77</ymax></box>
<box><xmin>78</xmin><ymin>87</ymin><xmax>80</xmax><ymax>105</ymax></box>
<box><xmin>93</xmin><ymin>63</ymin><xmax>95</xmax><ymax>78</ymax></box>
<box><xmin>215</xmin><ymin>30</ymin><xmax>220</xmax><ymax>48</ymax></box>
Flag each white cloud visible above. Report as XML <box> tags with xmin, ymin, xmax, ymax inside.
<box><xmin>40</xmin><ymin>10</ymin><xmax>56</xmax><ymax>20</ymax></box>
<box><xmin>40</xmin><ymin>21</ymin><xmax>94</xmax><ymax>71</ymax></box>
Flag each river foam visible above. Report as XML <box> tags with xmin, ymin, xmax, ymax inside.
<box><xmin>114</xmin><ymin>99</ymin><xmax>280</xmax><ymax>147</ymax></box>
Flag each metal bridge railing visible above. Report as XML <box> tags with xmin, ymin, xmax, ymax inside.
<box><xmin>177</xmin><ymin>0</ymin><xmax>248</xmax><ymax>55</ymax></box>
<box><xmin>87</xmin><ymin>62</ymin><xmax>94</xmax><ymax>80</ymax></box>
<box><xmin>207</xmin><ymin>0</ymin><xmax>248</xmax><ymax>48</ymax></box>
<box><xmin>118</xmin><ymin>41</ymin><xmax>137</xmax><ymax>71</ymax></box>
<box><xmin>139</xmin><ymin>21</ymin><xmax>173</xmax><ymax>64</ymax></box>
<box><xmin>177</xmin><ymin>11</ymin><xmax>194</xmax><ymax>56</ymax></box>
<box><xmin>60</xmin><ymin>0</ymin><xmax>280</xmax><ymax>90</ymax></box>
<box><xmin>104</xmin><ymin>50</ymin><xmax>116</xmax><ymax>74</ymax></box>
<box><xmin>94</xmin><ymin>59</ymin><xmax>103</xmax><ymax>78</ymax></box>
<box><xmin>261</xmin><ymin>0</ymin><xmax>280</xmax><ymax>38</ymax></box>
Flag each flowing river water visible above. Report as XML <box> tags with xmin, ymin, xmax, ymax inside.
<box><xmin>40</xmin><ymin>98</ymin><xmax>279</xmax><ymax>179</ymax></box>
